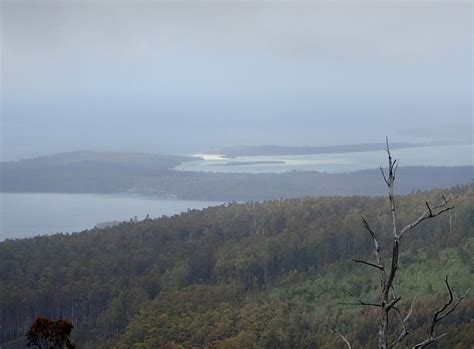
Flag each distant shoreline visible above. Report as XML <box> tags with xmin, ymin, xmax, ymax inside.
<box><xmin>2</xmin><ymin>146</ymin><xmax>473</xmax><ymax>202</ymax></box>
<box><xmin>212</xmin><ymin>160</ymin><xmax>286</xmax><ymax>167</ymax></box>
<box><xmin>204</xmin><ymin>141</ymin><xmax>468</xmax><ymax>158</ymax></box>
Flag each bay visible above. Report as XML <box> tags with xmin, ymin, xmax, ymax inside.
<box><xmin>0</xmin><ymin>193</ymin><xmax>221</xmax><ymax>240</ymax></box>
<box><xmin>175</xmin><ymin>144</ymin><xmax>474</xmax><ymax>173</ymax></box>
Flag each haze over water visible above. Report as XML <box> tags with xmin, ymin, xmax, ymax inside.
<box><xmin>177</xmin><ymin>144</ymin><xmax>474</xmax><ymax>174</ymax></box>
<box><xmin>1</xmin><ymin>1</ymin><xmax>472</xmax><ymax>241</ymax></box>
<box><xmin>2</xmin><ymin>1</ymin><xmax>472</xmax><ymax>160</ymax></box>
<box><xmin>0</xmin><ymin>193</ymin><xmax>221</xmax><ymax>241</ymax></box>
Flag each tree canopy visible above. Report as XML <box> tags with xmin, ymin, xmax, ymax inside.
<box><xmin>1</xmin><ymin>184</ymin><xmax>473</xmax><ymax>348</ymax></box>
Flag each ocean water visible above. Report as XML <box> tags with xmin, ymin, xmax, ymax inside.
<box><xmin>175</xmin><ymin>144</ymin><xmax>474</xmax><ymax>174</ymax></box>
<box><xmin>0</xmin><ymin>193</ymin><xmax>221</xmax><ymax>240</ymax></box>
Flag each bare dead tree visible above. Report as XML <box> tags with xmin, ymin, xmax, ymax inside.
<box><xmin>333</xmin><ymin>138</ymin><xmax>469</xmax><ymax>349</ymax></box>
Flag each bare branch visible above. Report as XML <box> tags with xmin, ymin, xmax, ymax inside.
<box><xmin>393</xmin><ymin>159</ymin><xmax>399</xmax><ymax>178</ymax></box>
<box><xmin>390</xmin><ymin>326</ymin><xmax>409</xmax><ymax>349</ymax></box>
<box><xmin>385</xmin><ymin>137</ymin><xmax>395</xmax><ymax>182</ymax></box>
<box><xmin>359</xmin><ymin>215</ymin><xmax>386</xmax><ymax>295</ymax></box>
<box><xmin>431</xmin><ymin>276</ymin><xmax>454</xmax><ymax>328</ymax></box>
<box><xmin>399</xmin><ymin>200</ymin><xmax>454</xmax><ymax>239</ymax></box>
<box><xmin>413</xmin><ymin>276</ymin><xmax>469</xmax><ymax>349</ymax></box>
<box><xmin>384</xmin><ymin>237</ymin><xmax>399</xmax><ymax>300</ymax></box>
<box><xmin>386</xmin><ymin>296</ymin><xmax>401</xmax><ymax>311</ymax></box>
<box><xmin>435</xmin><ymin>287</ymin><xmax>470</xmax><ymax>324</ymax></box>
<box><xmin>413</xmin><ymin>333</ymin><xmax>447</xmax><ymax>349</ymax></box>
<box><xmin>360</xmin><ymin>216</ymin><xmax>384</xmax><ymax>269</ymax></box>
<box><xmin>425</xmin><ymin>202</ymin><xmax>433</xmax><ymax>217</ymax></box>
<box><xmin>403</xmin><ymin>296</ymin><xmax>417</xmax><ymax>324</ymax></box>
<box><xmin>380</xmin><ymin>165</ymin><xmax>390</xmax><ymax>186</ymax></box>
<box><xmin>352</xmin><ymin>259</ymin><xmax>384</xmax><ymax>270</ymax></box>
<box><xmin>361</xmin><ymin>216</ymin><xmax>376</xmax><ymax>240</ymax></box>
<box><xmin>442</xmin><ymin>194</ymin><xmax>448</xmax><ymax>205</ymax></box>
<box><xmin>329</xmin><ymin>328</ymin><xmax>352</xmax><ymax>349</ymax></box>
<box><xmin>385</xmin><ymin>136</ymin><xmax>391</xmax><ymax>158</ymax></box>
<box><xmin>390</xmin><ymin>297</ymin><xmax>416</xmax><ymax>348</ymax></box>
<box><xmin>338</xmin><ymin>300</ymin><xmax>380</xmax><ymax>308</ymax></box>
<box><xmin>380</xmin><ymin>138</ymin><xmax>396</xmax><ymax>188</ymax></box>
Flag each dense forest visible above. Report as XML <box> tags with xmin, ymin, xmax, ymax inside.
<box><xmin>1</xmin><ymin>184</ymin><xmax>473</xmax><ymax>348</ymax></box>
<box><xmin>1</xmin><ymin>151</ymin><xmax>472</xmax><ymax>201</ymax></box>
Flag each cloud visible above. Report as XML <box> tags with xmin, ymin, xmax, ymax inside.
<box><xmin>1</xmin><ymin>1</ymin><xmax>472</xmax><ymax>159</ymax></box>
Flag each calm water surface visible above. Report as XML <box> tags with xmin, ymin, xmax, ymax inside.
<box><xmin>176</xmin><ymin>144</ymin><xmax>474</xmax><ymax>173</ymax></box>
<box><xmin>2</xmin><ymin>144</ymin><xmax>472</xmax><ymax>240</ymax></box>
<box><xmin>0</xmin><ymin>193</ymin><xmax>221</xmax><ymax>240</ymax></box>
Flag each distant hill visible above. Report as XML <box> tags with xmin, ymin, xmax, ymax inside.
<box><xmin>1</xmin><ymin>151</ymin><xmax>473</xmax><ymax>200</ymax></box>
<box><xmin>205</xmin><ymin>142</ymin><xmax>423</xmax><ymax>158</ymax></box>
<box><xmin>2</xmin><ymin>151</ymin><xmax>195</xmax><ymax>168</ymax></box>
<box><xmin>0</xmin><ymin>151</ymin><xmax>194</xmax><ymax>194</ymax></box>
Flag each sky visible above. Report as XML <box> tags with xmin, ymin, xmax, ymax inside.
<box><xmin>1</xmin><ymin>0</ymin><xmax>472</xmax><ymax>160</ymax></box>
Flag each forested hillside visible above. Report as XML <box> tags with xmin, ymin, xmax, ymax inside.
<box><xmin>1</xmin><ymin>185</ymin><xmax>473</xmax><ymax>348</ymax></box>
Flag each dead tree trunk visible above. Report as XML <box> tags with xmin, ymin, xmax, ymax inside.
<box><xmin>334</xmin><ymin>138</ymin><xmax>468</xmax><ymax>349</ymax></box>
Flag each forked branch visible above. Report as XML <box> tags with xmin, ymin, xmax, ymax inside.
<box><xmin>390</xmin><ymin>296</ymin><xmax>416</xmax><ymax>348</ymax></box>
<box><xmin>380</xmin><ymin>136</ymin><xmax>398</xmax><ymax>188</ymax></box>
<box><xmin>399</xmin><ymin>199</ymin><xmax>454</xmax><ymax>239</ymax></box>
<box><xmin>412</xmin><ymin>276</ymin><xmax>470</xmax><ymax>349</ymax></box>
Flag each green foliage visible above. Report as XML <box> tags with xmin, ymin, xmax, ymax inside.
<box><xmin>1</xmin><ymin>185</ymin><xmax>473</xmax><ymax>348</ymax></box>
<box><xmin>26</xmin><ymin>317</ymin><xmax>75</xmax><ymax>349</ymax></box>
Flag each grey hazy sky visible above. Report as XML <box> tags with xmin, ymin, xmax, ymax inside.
<box><xmin>1</xmin><ymin>0</ymin><xmax>472</xmax><ymax>160</ymax></box>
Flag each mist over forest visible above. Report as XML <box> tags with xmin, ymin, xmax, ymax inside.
<box><xmin>0</xmin><ymin>1</ymin><xmax>472</xmax><ymax>348</ymax></box>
